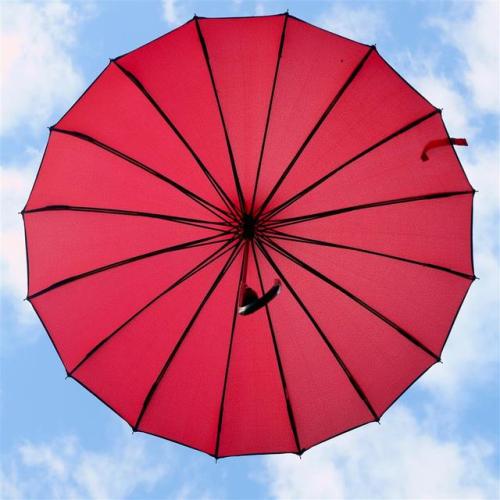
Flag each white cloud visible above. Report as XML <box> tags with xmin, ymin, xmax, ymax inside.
<box><xmin>430</xmin><ymin>1</ymin><xmax>500</xmax><ymax>114</ymax></box>
<box><xmin>255</xmin><ymin>2</ymin><xmax>268</xmax><ymax>16</ymax></box>
<box><xmin>390</xmin><ymin>1</ymin><xmax>499</xmax><ymax>139</ymax></box>
<box><xmin>1</xmin><ymin>433</ymin><xmax>169</xmax><ymax>500</ymax></box>
<box><xmin>0</xmin><ymin>1</ymin><xmax>90</xmax><ymax>135</ymax></box>
<box><xmin>264</xmin><ymin>406</ymin><xmax>499</xmax><ymax>499</ymax></box>
<box><xmin>317</xmin><ymin>3</ymin><xmax>386</xmax><ymax>44</ymax></box>
<box><xmin>386</xmin><ymin>4</ymin><xmax>499</xmax><ymax>405</ymax></box>
<box><xmin>162</xmin><ymin>0</ymin><xmax>185</xmax><ymax>25</ymax></box>
<box><xmin>0</xmin><ymin>161</ymin><xmax>37</xmax><ymax>299</ymax></box>
<box><xmin>1</xmin><ymin>151</ymin><xmax>41</xmax><ymax>333</ymax></box>
<box><xmin>421</xmin><ymin>144</ymin><xmax>500</xmax><ymax>401</ymax></box>
<box><xmin>1</xmin><ymin>0</ymin><xmax>90</xmax><ymax>334</ymax></box>
<box><xmin>390</xmin><ymin>47</ymin><xmax>477</xmax><ymax>140</ymax></box>
<box><xmin>410</xmin><ymin>68</ymin><xmax>476</xmax><ymax>139</ymax></box>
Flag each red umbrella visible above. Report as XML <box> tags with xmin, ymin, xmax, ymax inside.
<box><xmin>23</xmin><ymin>13</ymin><xmax>474</xmax><ymax>458</ymax></box>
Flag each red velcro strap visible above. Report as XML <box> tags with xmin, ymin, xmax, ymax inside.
<box><xmin>421</xmin><ymin>138</ymin><xmax>468</xmax><ymax>161</ymax></box>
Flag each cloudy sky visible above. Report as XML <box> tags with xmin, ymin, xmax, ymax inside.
<box><xmin>1</xmin><ymin>1</ymin><xmax>498</xmax><ymax>499</ymax></box>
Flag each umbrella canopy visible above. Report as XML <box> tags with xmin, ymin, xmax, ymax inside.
<box><xmin>23</xmin><ymin>13</ymin><xmax>475</xmax><ymax>458</ymax></box>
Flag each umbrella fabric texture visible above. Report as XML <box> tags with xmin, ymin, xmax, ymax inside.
<box><xmin>23</xmin><ymin>13</ymin><xmax>475</xmax><ymax>458</ymax></box>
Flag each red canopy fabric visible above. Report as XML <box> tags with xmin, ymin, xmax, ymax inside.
<box><xmin>23</xmin><ymin>13</ymin><xmax>475</xmax><ymax>458</ymax></box>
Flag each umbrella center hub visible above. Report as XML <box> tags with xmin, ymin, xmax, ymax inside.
<box><xmin>241</xmin><ymin>213</ymin><xmax>255</xmax><ymax>239</ymax></box>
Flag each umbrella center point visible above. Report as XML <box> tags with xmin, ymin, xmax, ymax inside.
<box><xmin>241</xmin><ymin>213</ymin><xmax>255</xmax><ymax>239</ymax></box>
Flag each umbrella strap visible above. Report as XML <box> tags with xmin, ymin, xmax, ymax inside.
<box><xmin>421</xmin><ymin>137</ymin><xmax>468</xmax><ymax>161</ymax></box>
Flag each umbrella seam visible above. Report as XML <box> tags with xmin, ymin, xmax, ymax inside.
<box><xmin>264</xmin><ymin>226</ymin><xmax>476</xmax><ymax>281</ymax></box>
<box><xmin>68</xmin><ymin>238</ymin><xmax>240</xmax><ymax>377</ymax></box>
<box><xmin>253</xmin><ymin>241</ymin><xmax>303</xmax><ymax>453</ymax></box>
<box><xmin>250</xmin><ymin>13</ymin><xmax>289</xmax><ymax>215</ymax></box>
<box><xmin>50</xmin><ymin>127</ymin><xmax>235</xmax><ymax>224</ymax></box>
<box><xmin>260</xmin><ymin>235</ymin><xmax>441</xmax><ymax>362</ymax></box>
<box><xmin>133</xmin><ymin>242</ymin><xmax>243</xmax><ymax>431</ymax></box>
<box><xmin>262</xmin><ymin>190</ymin><xmax>473</xmax><ymax>229</ymax></box>
<box><xmin>254</xmin><ymin>44</ymin><xmax>375</xmax><ymax>220</ymax></box>
<box><xmin>23</xmin><ymin>205</ymin><xmax>235</xmax><ymax>232</ymax></box>
<box><xmin>213</xmin><ymin>247</ymin><xmax>246</xmax><ymax>458</ymax></box>
<box><xmin>27</xmin><ymin>231</ymin><xmax>236</xmax><ymax>301</ymax></box>
<box><xmin>439</xmin><ymin>115</ymin><xmax>476</xmax><ymax>277</ymax></box>
<box><xmin>256</xmin><ymin>238</ymin><xmax>380</xmax><ymax>423</ymax></box>
<box><xmin>111</xmin><ymin>59</ymin><xmax>241</xmax><ymax>220</ymax></box>
<box><xmin>194</xmin><ymin>16</ymin><xmax>246</xmax><ymax>215</ymax></box>
<box><xmin>67</xmin><ymin>358</ymin><xmax>438</xmax><ymax>459</ymax></box>
<box><xmin>259</xmin><ymin>109</ymin><xmax>441</xmax><ymax>222</ymax></box>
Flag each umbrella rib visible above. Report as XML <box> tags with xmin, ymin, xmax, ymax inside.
<box><xmin>249</xmin><ymin>13</ymin><xmax>289</xmax><ymax>215</ymax></box>
<box><xmin>264</xmin><ymin>228</ymin><xmax>476</xmax><ymax>281</ymax></box>
<box><xmin>28</xmin><ymin>230</ymin><xmax>236</xmax><ymax>300</ymax></box>
<box><xmin>252</xmin><ymin>241</ymin><xmax>302</xmax><ymax>453</ymax></box>
<box><xmin>262</xmin><ymin>190</ymin><xmax>473</xmax><ymax>229</ymax></box>
<box><xmin>255</xmin><ymin>238</ymin><xmax>380</xmax><ymax>422</ymax></box>
<box><xmin>259</xmin><ymin>109</ymin><xmax>440</xmax><ymax>222</ymax></box>
<box><xmin>260</xmin><ymin>235</ymin><xmax>441</xmax><ymax>362</ymax></box>
<box><xmin>194</xmin><ymin>17</ymin><xmax>246</xmax><ymax>214</ymax></box>
<box><xmin>50</xmin><ymin>127</ymin><xmax>234</xmax><ymax>224</ymax></box>
<box><xmin>69</xmin><ymin>238</ymin><xmax>240</xmax><ymax>377</ymax></box>
<box><xmin>213</xmin><ymin>247</ymin><xmax>246</xmax><ymax>458</ymax></box>
<box><xmin>133</xmin><ymin>241</ymin><xmax>243</xmax><ymax>431</ymax></box>
<box><xmin>112</xmin><ymin>59</ymin><xmax>241</xmax><ymax>220</ymax></box>
<box><xmin>254</xmin><ymin>45</ymin><xmax>375</xmax><ymax>220</ymax></box>
<box><xmin>23</xmin><ymin>205</ymin><xmax>235</xmax><ymax>232</ymax></box>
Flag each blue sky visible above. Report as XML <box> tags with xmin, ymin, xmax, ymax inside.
<box><xmin>1</xmin><ymin>1</ymin><xmax>499</xmax><ymax>498</ymax></box>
